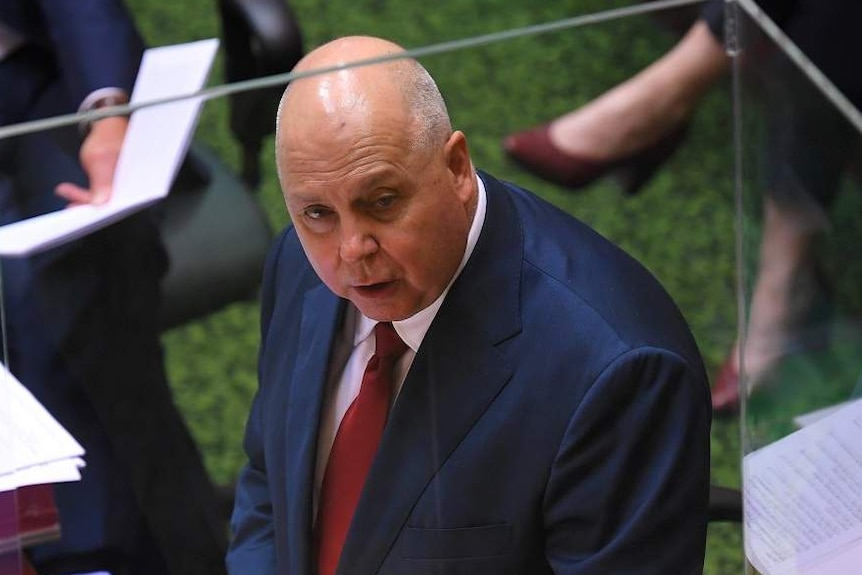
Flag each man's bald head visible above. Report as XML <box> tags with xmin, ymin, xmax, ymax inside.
<box><xmin>275</xmin><ymin>36</ymin><xmax>451</xmax><ymax>178</ymax></box>
<box><xmin>271</xmin><ymin>36</ymin><xmax>478</xmax><ymax>322</ymax></box>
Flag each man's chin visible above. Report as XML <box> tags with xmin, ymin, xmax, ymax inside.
<box><xmin>351</xmin><ymin>297</ymin><xmax>415</xmax><ymax>323</ymax></box>
<box><xmin>352</xmin><ymin>303</ymin><xmax>409</xmax><ymax>323</ymax></box>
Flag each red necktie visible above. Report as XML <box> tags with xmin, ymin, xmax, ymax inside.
<box><xmin>316</xmin><ymin>322</ymin><xmax>408</xmax><ymax>575</ymax></box>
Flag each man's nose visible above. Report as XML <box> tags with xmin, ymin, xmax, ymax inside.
<box><xmin>339</xmin><ymin>224</ymin><xmax>379</xmax><ymax>263</ymax></box>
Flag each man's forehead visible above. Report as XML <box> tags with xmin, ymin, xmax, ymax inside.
<box><xmin>282</xmin><ymin>89</ymin><xmax>409</xmax><ymax>155</ymax></box>
<box><xmin>287</xmin><ymin>65</ymin><xmax>399</xmax><ymax>117</ymax></box>
<box><xmin>282</xmin><ymin>164</ymin><xmax>408</xmax><ymax>207</ymax></box>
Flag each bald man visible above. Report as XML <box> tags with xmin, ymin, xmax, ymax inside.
<box><xmin>227</xmin><ymin>36</ymin><xmax>711</xmax><ymax>575</ymax></box>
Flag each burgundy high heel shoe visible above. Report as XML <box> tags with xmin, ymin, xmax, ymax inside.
<box><xmin>503</xmin><ymin>123</ymin><xmax>688</xmax><ymax>195</ymax></box>
<box><xmin>710</xmin><ymin>270</ymin><xmax>835</xmax><ymax>417</ymax></box>
<box><xmin>711</xmin><ymin>356</ymin><xmax>740</xmax><ymax>416</ymax></box>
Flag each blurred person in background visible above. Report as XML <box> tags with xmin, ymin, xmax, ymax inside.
<box><xmin>505</xmin><ymin>0</ymin><xmax>862</xmax><ymax>414</ymax></box>
<box><xmin>0</xmin><ymin>1</ymin><xmax>227</xmax><ymax>574</ymax></box>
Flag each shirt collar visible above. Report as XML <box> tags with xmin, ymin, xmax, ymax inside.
<box><xmin>354</xmin><ymin>172</ymin><xmax>488</xmax><ymax>351</ymax></box>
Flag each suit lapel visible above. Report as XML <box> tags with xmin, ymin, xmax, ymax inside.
<box><xmin>283</xmin><ymin>285</ymin><xmax>344</xmax><ymax>575</ymax></box>
<box><xmin>336</xmin><ymin>173</ymin><xmax>525</xmax><ymax>574</ymax></box>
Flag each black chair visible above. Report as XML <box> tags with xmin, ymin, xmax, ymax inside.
<box><xmin>218</xmin><ymin>0</ymin><xmax>304</xmax><ymax>191</ymax></box>
<box><xmin>708</xmin><ymin>484</ymin><xmax>742</xmax><ymax>523</ymax></box>
<box><xmin>158</xmin><ymin>0</ymin><xmax>304</xmax><ymax>330</ymax></box>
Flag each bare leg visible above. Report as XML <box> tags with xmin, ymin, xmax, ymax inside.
<box><xmin>732</xmin><ymin>197</ymin><xmax>828</xmax><ymax>385</ymax></box>
<box><xmin>549</xmin><ymin>20</ymin><xmax>729</xmax><ymax>160</ymax></box>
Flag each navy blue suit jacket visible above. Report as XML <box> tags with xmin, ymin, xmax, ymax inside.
<box><xmin>228</xmin><ymin>172</ymin><xmax>712</xmax><ymax>575</ymax></box>
<box><xmin>0</xmin><ymin>0</ymin><xmax>143</xmax><ymax>222</ymax></box>
<box><xmin>0</xmin><ymin>0</ymin><xmax>141</xmax><ymax>116</ymax></box>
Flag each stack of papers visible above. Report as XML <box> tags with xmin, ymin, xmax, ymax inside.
<box><xmin>744</xmin><ymin>398</ymin><xmax>862</xmax><ymax>574</ymax></box>
<box><xmin>0</xmin><ymin>365</ymin><xmax>85</xmax><ymax>492</ymax></box>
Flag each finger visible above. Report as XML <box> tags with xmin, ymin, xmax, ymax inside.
<box><xmin>81</xmin><ymin>156</ymin><xmax>115</xmax><ymax>204</ymax></box>
<box><xmin>88</xmin><ymin>183</ymin><xmax>112</xmax><ymax>205</ymax></box>
<box><xmin>79</xmin><ymin>117</ymin><xmax>127</xmax><ymax>204</ymax></box>
<box><xmin>55</xmin><ymin>182</ymin><xmax>96</xmax><ymax>205</ymax></box>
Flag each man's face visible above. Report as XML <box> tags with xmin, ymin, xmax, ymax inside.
<box><xmin>280</xmin><ymin>120</ymin><xmax>475</xmax><ymax>321</ymax></box>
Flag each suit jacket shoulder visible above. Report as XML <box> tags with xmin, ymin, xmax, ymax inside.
<box><xmin>474</xmin><ymin>171</ymin><xmax>706</xmax><ymax>374</ymax></box>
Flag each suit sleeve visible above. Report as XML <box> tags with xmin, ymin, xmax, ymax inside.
<box><xmin>226</xmin><ymin>234</ymin><xmax>289</xmax><ymax>575</ymax></box>
<box><xmin>37</xmin><ymin>0</ymin><xmax>144</xmax><ymax>105</ymax></box>
<box><xmin>544</xmin><ymin>347</ymin><xmax>711</xmax><ymax>575</ymax></box>
<box><xmin>226</xmin><ymin>397</ymin><xmax>278</xmax><ymax>575</ymax></box>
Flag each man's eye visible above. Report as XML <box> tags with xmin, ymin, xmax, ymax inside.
<box><xmin>375</xmin><ymin>195</ymin><xmax>396</xmax><ymax>209</ymax></box>
<box><xmin>304</xmin><ymin>206</ymin><xmax>330</xmax><ymax>220</ymax></box>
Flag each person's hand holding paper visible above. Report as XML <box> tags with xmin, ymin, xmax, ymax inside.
<box><xmin>56</xmin><ymin>115</ymin><xmax>129</xmax><ymax>206</ymax></box>
<box><xmin>0</xmin><ymin>38</ymin><xmax>219</xmax><ymax>256</ymax></box>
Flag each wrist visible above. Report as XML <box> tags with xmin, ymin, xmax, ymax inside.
<box><xmin>79</xmin><ymin>92</ymin><xmax>130</xmax><ymax>136</ymax></box>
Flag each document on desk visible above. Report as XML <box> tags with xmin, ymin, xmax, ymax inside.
<box><xmin>0</xmin><ymin>365</ymin><xmax>85</xmax><ymax>492</ymax></box>
<box><xmin>0</xmin><ymin>37</ymin><xmax>219</xmax><ymax>257</ymax></box>
<box><xmin>792</xmin><ymin>400</ymin><xmax>856</xmax><ymax>429</ymax></box>
<box><xmin>744</xmin><ymin>398</ymin><xmax>862</xmax><ymax>575</ymax></box>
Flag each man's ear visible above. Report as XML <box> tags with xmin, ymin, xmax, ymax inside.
<box><xmin>444</xmin><ymin>130</ymin><xmax>475</xmax><ymax>202</ymax></box>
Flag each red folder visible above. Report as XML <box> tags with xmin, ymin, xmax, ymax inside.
<box><xmin>0</xmin><ymin>484</ymin><xmax>60</xmax><ymax>574</ymax></box>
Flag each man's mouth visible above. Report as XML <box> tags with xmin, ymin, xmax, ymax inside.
<box><xmin>352</xmin><ymin>281</ymin><xmax>395</xmax><ymax>297</ymax></box>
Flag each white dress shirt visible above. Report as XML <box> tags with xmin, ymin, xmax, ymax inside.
<box><xmin>313</xmin><ymin>173</ymin><xmax>488</xmax><ymax>513</ymax></box>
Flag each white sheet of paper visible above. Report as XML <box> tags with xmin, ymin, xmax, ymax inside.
<box><xmin>0</xmin><ymin>37</ymin><xmax>219</xmax><ymax>256</ymax></box>
<box><xmin>744</xmin><ymin>399</ymin><xmax>862</xmax><ymax>574</ymax></box>
<box><xmin>0</xmin><ymin>365</ymin><xmax>86</xmax><ymax>492</ymax></box>
<box><xmin>0</xmin><ymin>459</ymin><xmax>85</xmax><ymax>493</ymax></box>
<box><xmin>792</xmin><ymin>399</ymin><xmax>858</xmax><ymax>428</ymax></box>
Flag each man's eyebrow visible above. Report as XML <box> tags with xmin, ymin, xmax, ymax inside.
<box><xmin>351</xmin><ymin>169</ymin><xmax>402</xmax><ymax>194</ymax></box>
<box><xmin>285</xmin><ymin>167</ymin><xmax>401</xmax><ymax>204</ymax></box>
<box><xmin>346</xmin><ymin>172</ymin><xmax>403</xmax><ymax>201</ymax></box>
<box><xmin>285</xmin><ymin>190</ymin><xmax>325</xmax><ymax>205</ymax></box>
